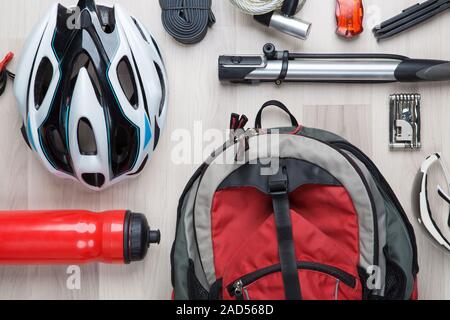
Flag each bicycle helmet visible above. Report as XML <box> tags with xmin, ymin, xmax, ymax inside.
<box><xmin>14</xmin><ymin>0</ymin><xmax>168</xmax><ymax>190</ymax></box>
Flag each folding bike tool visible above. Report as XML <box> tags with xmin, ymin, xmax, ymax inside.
<box><xmin>389</xmin><ymin>94</ymin><xmax>421</xmax><ymax>150</ymax></box>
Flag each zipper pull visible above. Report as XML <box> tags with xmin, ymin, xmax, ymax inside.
<box><xmin>230</xmin><ymin>113</ymin><xmax>240</xmax><ymax>131</ymax></box>
<box><xmin>229</xmin><ymin>114</ymin><xmax>249</xmax><ymax>139</ymax></box>
<box><xmin>237</xmin><ymin>115</ymin><xmax>249</xmax><ymax>130</ymax></box>
<box><xmin>232</xmin><ymin>280</ymin><xmax>245</xmax><ymax>300</ymax></box>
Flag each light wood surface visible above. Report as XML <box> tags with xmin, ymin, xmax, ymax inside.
<box><xmin>0</xmin><ymin>0</ymin><xmax>449</xmax><ymax>300</ymax></box>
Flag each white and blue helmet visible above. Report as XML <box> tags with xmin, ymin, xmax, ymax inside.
<box><xmin>14</xmin><ymin>0</ymin><xmax>168</xmax><ymax>190</ymax></box>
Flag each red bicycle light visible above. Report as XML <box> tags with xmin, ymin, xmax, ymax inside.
<box><xmin>336</xmin><ymin>0</ymin><xmax>364</xmax><ymax>38</ymax></box>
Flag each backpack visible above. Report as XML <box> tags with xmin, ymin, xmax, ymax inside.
<box><xmin>171</xmin><ymin>100</ymin><xmax>419</xmax><ymax>300</ymax></box>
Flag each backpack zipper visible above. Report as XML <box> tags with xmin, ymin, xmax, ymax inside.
<box><xmin>232</xmin><ymin>280</ymin><xmax>244</xmax><ymax>300</ymax></box>
<box><xmin>228</xmin><ymin>262</ymin><xmax>356</xmax><ymax>300</ymax></box>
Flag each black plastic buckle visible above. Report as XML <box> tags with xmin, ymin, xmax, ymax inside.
<box><xmin>268</xmin><ymin>169</ymin><xmax>288</xmax><ymax>195</ymax></box>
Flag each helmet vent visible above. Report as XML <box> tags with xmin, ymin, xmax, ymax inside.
<box><xmin>110</xmin><ymin>121</ymin><xmax>138</xmax><ymax>178</ymax></box>
<box><xmin>96</xmin><ymin>5</ymin><xmax>116</xmax><ymax>34</ymax></box>
<box><xmin>117</xmin><ymin>57</ymin><xmax>138</xmax><ymax>109</ymax></box>
<box><xmin>70</xmin><ymin>53</ymin><xmax>101</xmax><ymax>102</ymax></box>
<box><xmin>132</xmin><ymin>17</ymin><xmax>149</xmax><ymax>43</ymax></box>
<box><xmin>44</xmin><ymin>126</ymin><xmax>73</xmax><ymax>175</ymax></box>
<box><xmin>77</xmin><ymin>117</ymin><xmax>97</xmax><ymax>156</ymax></box>
<box><xmin>150</xmin><ymin>36</ymin><xmax>163</xmax><ymax>59</ymax></box>
<box><xmin>112</xmin><ymin>125</ymin><xmax>131</xmax><ymax>164</ymax></box>
<box><xmin>128</xmin><ymin>155</ymin><xmax>148</xmax><ymax>176</ymax></box>
<box><xmin>47</xmin><ymin>127</ymin><xmax>66</xmax><ymax>155</ymax></box>
<box><xmin>154</xmin><ymin>62</ymin><xmax>166</xmax><ymax>116</ymax></box>
<box><xmin>34</xmin><ymin>57</ymin><xmax>53</xmax><ymax>109</ymax></box>
<box><xmin>82</xmin><ymin>173</ymin><xmax>105</xmax><ymax>188</ymax></box>
<box><xmin>153</xmin><ymin>118</ymin><xmax>161</xmax><ymax>150</ymax></box>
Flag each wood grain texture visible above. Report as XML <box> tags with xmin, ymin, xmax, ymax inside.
<box><xmin>0</xmin><ymin>0</ymin><xmax>449</xmax><ymax>299</ymax></box>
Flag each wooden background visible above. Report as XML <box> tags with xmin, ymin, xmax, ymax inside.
<box><xmin>0</xmin><ymin>0</ymin><xmax>449</xmax><ymax>300</ymax></box>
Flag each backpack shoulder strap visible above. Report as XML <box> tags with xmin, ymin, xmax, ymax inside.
<box><xmin>268</xmin><ymin>164</ymin><xmax>302</xmax><ymax>300</ymax></box>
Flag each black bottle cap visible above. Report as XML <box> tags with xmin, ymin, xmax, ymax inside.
<box><xmin>124</xmin><ymin>212</ymin><xmax>161</xmax><ymax>263</ymax></box>
<box><xmin>149</xmin><ymin>230</ymin><xmax>161</xmax><ymax>245</ymax></box>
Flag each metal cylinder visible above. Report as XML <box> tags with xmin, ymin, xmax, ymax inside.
<box><xmin>269</xmin><ymin>12</ymin><xmax>311</xmax><ymax>40</ymax></box>
<box><xmin>247</xmin><ymin>59</ymin><xmax>400</xmax><ymax>82</ymax></box>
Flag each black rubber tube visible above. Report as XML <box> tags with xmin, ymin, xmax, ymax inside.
<box><xmin>159</xmin><ymin>0</ymin><xmax>215</xmax><ymax>45</ymax></box>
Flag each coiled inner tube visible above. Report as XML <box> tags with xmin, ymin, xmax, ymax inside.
<box><xmin>160</xmin><ymin>0</ymin><xmax>215</xmax><ymax>44</ymax></box>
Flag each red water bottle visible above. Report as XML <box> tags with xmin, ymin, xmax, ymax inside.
<box><xmin>0</xmin><ymin>210</ymin><xmax>160</xmax><ymax>265</ymax></box>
